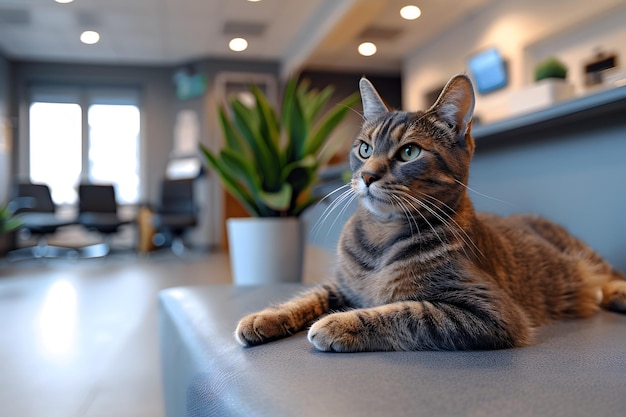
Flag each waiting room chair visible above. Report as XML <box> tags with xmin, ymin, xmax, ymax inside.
<box><xmin>151</xmin><ymin>178</ymin><xmax>198</xmax><ymax>255</ymax></box>
<box><xmin>9</xmin><ymin>182</ymin><xmax>78</xmax><ymax>259</ymax></box>
<box><xmin>77</xmin><ymin>183</ymin><xmax>132</xmax><ymax>257</ymax></box>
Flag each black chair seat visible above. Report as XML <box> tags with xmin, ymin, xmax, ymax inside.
<box><xmin>152</xmin><ymin>213</ymin><xmax>196</xmax><ymax>229</ymax></box>
<box><xmin>76</xmin><ymin>184</ymin><xmax>132</xmax><ymax>256</ymax></box>
<box><xmin>150</xmin><ymin>178</ymin><xmax>198</xmax><ymax>255</ymax></box>
<box><xmin>17</xmin><ymin>212</ymin><xmax>76</xmax><ymax>234</ymax></box>
<box><xmin>78</xmin><ymin>212</ymin><xmax>131</xmax><ymax>234</ymax></box>
<box><xmin>9</xmin><ymin>183</ymin><xmax>78</xmax><ymax>260</ymax></box>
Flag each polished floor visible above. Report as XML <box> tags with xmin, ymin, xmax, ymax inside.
<box><xmin>0</xmin><ymin>246</ymin><xmax>334</xmax><ymax>417</ymax></box>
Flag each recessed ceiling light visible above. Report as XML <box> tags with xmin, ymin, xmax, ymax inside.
<box><xmin>229</xmin><ymin>38</ymin><xmax>248</xmax><ymax>52</ymax></box>
<box><xmin>80</xmin><ymin>30</ymin><xmax>100</xmax><ymax>45</ymax></box>
<box><xmin>248</xmin><ymin>0</ymin><xmax>262</xmax><ymax>2</ymax></box>
<box><xmin>400</xmin><ymin>5</ymin><xmax>422</xmax><ymax>20</ymax></box>
<box><xmin>358</xmin><ymin>42</ymin><xmax>377</xmax><ymax>57</ymax></box>
<box><xmin>55</xmin><ymin>0</ymin><xmax>75</xmax><ymax>3</ymax></box>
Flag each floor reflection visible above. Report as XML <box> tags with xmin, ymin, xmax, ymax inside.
<box><xmin>37</xmin><ymin>279</ymin><xmax>78</xmax><ymax>360</ymax></box>
<box><xmin>0</xmin><ymin>247</ymin><xmax>331</xmax><ymax>416</ymax></box>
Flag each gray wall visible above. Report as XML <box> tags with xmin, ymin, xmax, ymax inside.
<box><xmin>0</xmin><ymin>53</ymin><xmax>11</xmax><ymax>203</ymax></box>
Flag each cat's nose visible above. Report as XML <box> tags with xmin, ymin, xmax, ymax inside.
<box><xmin>361</xmin><ymin>172</ymin><xmax>380</xmax><ymax>187</ymax></box>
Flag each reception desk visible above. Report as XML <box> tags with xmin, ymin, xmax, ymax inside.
<box><xmin>472</xmin><ymin>85</ymin><xmax>626</xmax><ymax>146</ymax></box>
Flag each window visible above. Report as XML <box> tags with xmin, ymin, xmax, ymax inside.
<box><xmin>29</xmin><ymin>102</ymin><xmax>82</xmax><ymax>205</ymax></box>
<box><xmin>87</xmin><ymin>105</ymin><xmax>140</xmax><ymax>204</ymax></box>
<box><xmin>28</xmin><ymin>87</ymin><xmax>141</xmax><ymax>205</ymax></box>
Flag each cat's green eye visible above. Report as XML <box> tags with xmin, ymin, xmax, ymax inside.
<box><xmin>398</xmin><ymin>144</ymin><xmax>421</xmax><ymax>162</ymax></box>
<box><xmin>359</xmin><ymin>142</ymin><xmax>373</xmax><ymax>159</ymax></box>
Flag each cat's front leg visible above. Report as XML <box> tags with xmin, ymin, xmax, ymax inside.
<box><xmin>308</xmin><ymin>300</ymin><xmax>531</xmax><ymax>352</ymax></box>
<box><xmin>235</xmin><ymin>285</ymin><xmax>339</xmax><ymax>347</ymax></box>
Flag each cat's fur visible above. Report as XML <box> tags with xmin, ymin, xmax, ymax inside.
<box><xmin>235</xmin><ymin>74</ymin><xmax>626</xmax><ymax>352</ymax></box>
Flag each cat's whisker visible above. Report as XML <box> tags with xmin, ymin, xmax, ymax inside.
<box><xmin>320</xmin><ymin>191</ymin><xmax>359</xmax><ymax>247</ymax></box>
<box><xmin>312</xmin><ymin>185</ymin><xmax>353</xmax><ymax>225</ymax></box>
<box><xmin>395</xmin><ymin>193</ymin><xmax>448</xmax><ymax>250</ymax></box>
<box><xmin>390</xmin><ymin>194</ymin><xmax>420</xmax><ymax>239</ymax></box>
<box><xmin>313</xmin><ymin>190</ymin><xmax>354</xmax><ymax>236</ymax></box>
<box><xmin>412</xmin><ymin>195</ymin><xmax>477</xmax><ymax>259</ymax></box>
<box><xmin>421</xmin><ymin>194</ymin><xmax>482</xmax><ymax>258</ymax></box>
<box><xmin>310</xmin><ymin>186</ymin><xmax>355</xmax><ymax>241</ymax></box>
<box><xmin>346</xmin><ymin>104</ymin><xmax>365</xmax><ymax>120</ymax></box>
<box><xmin>391</xmin><ymin>187</ymin><xmax>468</xmax><ymax>250</ymax></box>
<box><xmin>314</xmin><ymin>183</ymin><xmax>352</xmax><ymax>206</ymax></box>
<box><xmin>417</xmin><ymin>192</ymin><xmax>484</xmax><ymax>259</ymax></box>
<box><xmin>453</xmin><ymin>179</ymin><xmax>515</xmax><ymax>208</ymax></box>
<box><xmin>334</xmin><ymin>192</ymin><xmax>358</xmax><ymax>225</ymax></box>
<box><xmin>397</xmin><ymin>191</ymin><xmax>474</xmax><ymax>259</ymax></box>
<box><xmin>325</xmin><ymin>191</ymin><xmax>358</xmax><ymax>242</ymax></box>
<box><xmin>396</xmin><ymin>197</ymin><xmax>421</xmax><ymax>236</ymax></box>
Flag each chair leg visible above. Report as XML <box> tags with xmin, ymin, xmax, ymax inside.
<box><xmin>8</xmin><ymin>236</ymin><xmax>79</xmax><ymax>260</ymax></box>
<box><xmin>79</xmin><ymin>242</ymin><xmax>110</xmax><ymax>258</ymax></box>
<box><xmin>152</xmin><ymin>233</ymin><xmax>167</xmax><ymax>247</ymax></box>
<box><xmin>171</xmin><ymin>237</ymin><xmax>185</xmax><ymax>256</ymax></box>
<box><xmin>34</xmin><ymin>237</ymin><xmax>48</xmax><ymax>258</ymax></box>
<box><xmin>7</xmin><ymin>245</ymin><xmax>42</xmax><ymax>260</ymax></box>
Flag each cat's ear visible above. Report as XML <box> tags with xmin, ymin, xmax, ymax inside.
<box><xmin>360</xmin><ymin>77</ymin><xmax>388</xmax><ymax>120</ymax></box>
<box><xmin>429</xmin><ymin>74</ymin><xmax>475</xmax><ymax>137</ymax></box>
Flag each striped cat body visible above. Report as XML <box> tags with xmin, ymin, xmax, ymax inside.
<box><xmin>235</xmin><ymin>74</ymin><xmax>626</xmax><ymax>352</ymax></box>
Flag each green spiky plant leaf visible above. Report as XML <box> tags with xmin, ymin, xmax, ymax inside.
<box><xmin>201</xmin><ymin>77</ymin><xmax>358</xmax><ymax>217</ymax></box>
<box><xmin>0</xmin><ymin>203</ymin><xmax>21</xmax><ymax>235</ymax></box>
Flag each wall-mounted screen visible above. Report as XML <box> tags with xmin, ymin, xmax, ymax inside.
<box><xmin>467</xmin><ymin>47</ymin><xmax>508</xmax><ymax>94</ymax></box>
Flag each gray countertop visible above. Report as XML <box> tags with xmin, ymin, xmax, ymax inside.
<box><xmin>159</xmin><ymin>284</ymin><xmax>626</xmax><ymax>417</ymax></box>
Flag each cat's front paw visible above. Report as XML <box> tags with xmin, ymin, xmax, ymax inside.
<box><xmin>235</xmin><ymin>309</ymin><xmax>292</xmax><ymax>347</ymax></box>
<box><xmin>307</xmin><ymin>311</ymin><xmax>366</xmax><ymax>352</ymax></box>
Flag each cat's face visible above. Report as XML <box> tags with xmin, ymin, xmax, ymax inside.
<box><xmin>351</xmin><ymin>75</ymin><xmax>476</xmax><ymax>222</ymax></box>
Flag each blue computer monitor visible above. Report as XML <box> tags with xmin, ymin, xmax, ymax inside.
<box><xmin>467</xmin><ymin>47</ymin><xmax>508</xmax><ymax>94</ymax></box>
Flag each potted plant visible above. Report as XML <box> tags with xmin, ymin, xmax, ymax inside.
<box><xmin>0</xmin><ymin>202</ymin><xmax>21</xmax><ymax>256</ymax></box>
<box><xmin>534</xmin><ymin>57</ymin><xmax>568</xmax><ymax>81</ymax></box>
<box><xmin>510</xmin><ymin>56</ymin><xmax>575</xmax><ymax>115</ymax></box>
<box><xmin>201</xmin><ymin>77</ymin><xmax>358</xmax><ymax>285</ymax></box>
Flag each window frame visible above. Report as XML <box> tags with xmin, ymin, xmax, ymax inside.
<box><xmin>24</xmin><ymin>84</ymin><xmax>142</xmax><ymax>206</ymax></box>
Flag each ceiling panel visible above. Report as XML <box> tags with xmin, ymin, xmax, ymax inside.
<box><xmin>0</xmin><ymin>0</ymin><xmax>616</xmax><ymax>75</ymax></box>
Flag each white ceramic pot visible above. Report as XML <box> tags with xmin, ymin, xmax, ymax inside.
<box><xmin>227</xmin><ymin>217</ymin><xmax>305</xmax><ymax>285</ymax></box>
<box><xmin>509</xmin><ymin>78</ymin><xmax>576</xmax><ymax>116</ymax></box>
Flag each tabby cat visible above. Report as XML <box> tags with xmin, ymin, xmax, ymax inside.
<box><xmin>235</xmin><ymin>74</ymin><xmax>626</xmax><ymax>352</ymax></box>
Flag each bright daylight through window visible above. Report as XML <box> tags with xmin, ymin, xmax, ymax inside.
<box><xmin>88</xmin><ymin>104</ymin><xmax>140</xmax><ymax>204</ymax></box>
<box><xmin>29</xmin><ymin>102</ymin><xmax>82</xmax><ymax>205</ymax></box>
<box><xmin>29</xmin><ymin>102</ymin><xmax>140</xmax><ymax>205</ymax></box>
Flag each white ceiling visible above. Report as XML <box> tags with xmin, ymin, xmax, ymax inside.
<box><xmin>0</xmin><ymin>0</ymin><xmax>493</xmax><ymax>74</ymax></box>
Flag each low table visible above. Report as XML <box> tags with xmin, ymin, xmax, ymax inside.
<box><xmin>159</xmin><ymin>284</ymin><xmax>626</xmax><ymax>417</ymax></box>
